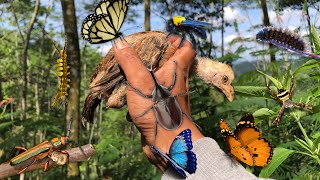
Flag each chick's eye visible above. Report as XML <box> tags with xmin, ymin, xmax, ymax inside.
<box><xmin>222</xmin><ymin>75</ymin><xmax>228</xmax><ymax>83</ymax></box>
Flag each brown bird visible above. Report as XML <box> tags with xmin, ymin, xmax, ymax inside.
<box><xmin>82</xmin><ymin>31</ymin><xmax>234</xmax><ymax>124</ymax></box>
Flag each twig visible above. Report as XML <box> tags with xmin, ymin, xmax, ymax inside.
<box><xmin>0</xmin><ymin>144</ymin><xmax>96</xmax><ymax>179</ymax></box>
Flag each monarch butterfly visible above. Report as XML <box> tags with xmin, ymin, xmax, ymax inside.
<box><xmin>151</xmin><ymin>129</ymin><xmax>197</xmax><ymax>177</ymax></box>
<box><xmin>52</xmin><ymin>43</ymin><xmax>70</xmax><ymax>107</ymax></box>
<box><xmin>81</xmin><ymin>0</ymin><xmax>129</xmax><ymax>44</ymax></box>
<box><xmin>256</xmin><ymin>26</ymin><xmax>320</xmax><ymax>59</ymax></box>
<box><xmin>220</xmin><ymin>114</ymin><xmax>273</xmax><ymax>167</ymax></box>
<box><xmin>166</xmin><ymin>16</ymin><xmax>211</xmax><ymax>48</ymax></box>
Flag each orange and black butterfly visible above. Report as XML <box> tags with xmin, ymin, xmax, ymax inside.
<box><xmin>220</xmin><ymin>114</ymin><xmax>273</xmax><ymax>166</ymax></box>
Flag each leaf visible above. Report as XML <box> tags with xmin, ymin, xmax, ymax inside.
<box><xmin>311</xmin><ymin>24</ymin><xmax>320</xmax><ymax>54</ymax></box>
<box><xmin>259</xmin><ymin>147</ymin><xmax>295</xmax><ymax>178</ymax></box>
<box><xmin>256</xmin><ymin>70</ymin><xmax>283</xmax><ymax>89</ymax></box>
<box><xmin>294</xmin><ymin>136</ymin><xmax>312</xmax><ymax>153</ymax></box>
<box><xmin>234</xmin><ymin>86</ymin><xmax>274</xmax><ymax>100</ymax></box>
<box><xmin>0</xmin><ymin>121</ymin><xmax>13</xmax><ymax>131</ymax></box>
<box><xmin>312</xmin><ymin>131</ymin><xmax>320</xmax><ymax>139</ymax></box>
<box><xmin>312</xmin><ymin>86</ymin><xmax>320</xmax><ymax>98</ymax></box>
<box><xmin>253</xmin><ymin>108</ymin><xmax>277</xmax><ymax>118</ymax></box>
<box><xmin>293</xmin><ymin>60</ymin><xmax>320</xmax><ymax>76</ymax></box>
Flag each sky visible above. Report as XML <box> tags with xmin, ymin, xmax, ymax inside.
<box><xmin>88</xmin><ymin>1</ymin><xmax>320</xmax><ymax>64</ymax></box>
<box><xmin>2</xmin><ymin>1</ymin><xmax>319</xmax><ymax>63</ymax></box>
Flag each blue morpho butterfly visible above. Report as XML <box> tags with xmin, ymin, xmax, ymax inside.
<box><xmin>166</xmin><ymin>16</ymin><xmax>211</xmax><ymax>48</ymax></box>
<box><xmin>151</xmin><ymin>129</ymin><xmax>197</xmax><ymax>177</ymax></box>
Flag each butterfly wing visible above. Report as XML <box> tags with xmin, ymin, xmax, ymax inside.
<box><xmin>169</xmin><ymin>129</ymin><xmax>197</xmax><ymax>175</ymax></box>
<box><xmin>151</xmin><ymin>146</ymin><xmax>187</xmax><ymax>177</ymax></box>
<box><xmin>81</xmin><ymin>0</ymin><xmax>129</xmax><ymax>44</ymax></box>
<box><xmin>246</xmin><ymin>138</ymin><xmax>273</xmax><ymax>166</ymax></box>
<box><xmin>234</xmin><ymin>114</ymin><xmax>273</xmax><ymax>166</ymax></box>
<box><xmin>220</xmin><ymin>120</ymin><xmax>255</xmax><ymax>166</ymax></box>
<box><xmin>81</xmin><ymin>14</ymin><xmax>95</xmax><ymax>41</ymax></box>
<box><xmin>95</xmin><ymin>0</ymin><xmax>111</xmax><ymax>15</ymax></box>
<box><xmin>234</xmin><ymin>114</ymin><xmax>261</xmax><ymax>146</ymax></box>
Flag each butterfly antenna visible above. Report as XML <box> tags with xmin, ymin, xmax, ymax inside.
<box><xmin>122</xmin><ymin>26</ymin><xmax>143</xmax><ymax>35</ymax></box>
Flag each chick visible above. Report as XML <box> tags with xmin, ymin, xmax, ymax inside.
<box><xmin>82</xmin><ymin>31</ymin><xmax>234</xmax><ymax>124</ymax></box>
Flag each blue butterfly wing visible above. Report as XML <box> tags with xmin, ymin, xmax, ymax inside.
<box><xmin>151</xmin><ymin>146</ymin><xmax>186</xmax><ymax>177</ymax></box>
<box><xmin>169</xmin><ymin>129</ymin><xmax>197</xmax><ymax>174</ymax></box>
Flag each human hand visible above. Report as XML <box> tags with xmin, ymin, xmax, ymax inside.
<box><xmin>113</xmin><ymin>36</ymin><xmax>204</xmax><ymax>171</ymax></box>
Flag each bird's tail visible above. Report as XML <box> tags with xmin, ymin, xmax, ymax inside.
<box><xmin>81</xmin><ymin>91</ymin><xmax>102</xmax><ymax>126</ymax></box>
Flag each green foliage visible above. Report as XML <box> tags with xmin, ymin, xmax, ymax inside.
<box><xmin>0</xmin><ymin>0</ymin><xmax>319</xmax><ymax>179</ymax></box>
<box><xmin>259</xmin><ymin>148</ymin><xmax>295</xmax><ymax>178</ymax></box>
<box><xmin>311</xmin><ymin>24</ymin><xmax>320</xmax><ymax>54</ymax></box>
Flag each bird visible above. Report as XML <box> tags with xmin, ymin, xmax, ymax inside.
<box><xmin>166</xmin><ymin>16</ymin><xmax>211</xmax><ymax>48</ymax></box>
<box><xmin>82</xmin><ymin>31</ymin><xmax>235</xmax><ymax>125</ymax></box>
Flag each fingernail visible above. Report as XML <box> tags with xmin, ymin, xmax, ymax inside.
<box><xmin>115</xmin><ymin>38</ymin><xmax>129</xmax><ymax>49</ymax></box>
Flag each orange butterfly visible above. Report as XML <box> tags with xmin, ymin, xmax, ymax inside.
<box><xmin>220</xmin><ymin>114</ymin><xmax>273</xmax><ymax>166</ymax></box>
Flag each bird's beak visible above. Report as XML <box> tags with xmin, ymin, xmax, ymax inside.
<box><xmin>212</xmin><ymin>84</ymin><xmax>234</xmax><ymax>102</ymax></box>
<box><xmin>223</xmin><ymin>85</ymin><xmax>234</xmax><ymax>102</ymax></box>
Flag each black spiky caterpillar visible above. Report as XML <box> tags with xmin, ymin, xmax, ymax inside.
<box><xmin>52</xmin><ymin>46</ymin><xmax>70</xmax><ymax>107</ymax></box>
<box><xmin>256</xmin><ymin>26</ymin><xmax>320</xmax><ymax>59</ymax></box>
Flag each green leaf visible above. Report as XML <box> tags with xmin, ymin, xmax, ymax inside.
<box><xmin>256</xmin><ymin>70</ymin><xmax>283</xmax><ymax>89</ymax></box>
<box><xmin>294</xmin><ymin>136</ymin><xmax>312</xmax><ymax>153</ymax></box>
<box><xmin>0</xmin><ymin>121</ymin><xmax>14</xmax><ymax>131</ymax></box>
<box><xmin>234</xmin><ymin>86</ymin><xmax>274</xmax><ymax>99</ymax></box>
<box><xmin>259</xmin><ymin>147</ymin><xmax>295</xmax><ymax>178</ymax></box>
<box><xmin>253</xmin><ymin>108</ymin><xmax>277</xmax><ymax>117</ymax></box>
<box><xmin>293</xmin><ymin>60</ymin><xmax>320</xmax><ymax>76</ymax></box>
<box><xmin>312</xmin><ymin>131</ymin><xmax>320</xmax><ymax>139</ymax></box>
<box><xmin>312</xmin><ymin>86</ymin><xmax>320</xmax><ymax>98</ymax></box>
<box><xmin>311</xmin><ymin>24</ymin><xmax>320</xmax><ymax>54</ymax></box>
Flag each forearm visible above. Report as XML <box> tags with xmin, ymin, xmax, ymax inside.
<box><xmin>162</xmin><ymin>137</ymin><xmax>274</xmax><ymax>180</ymax></box>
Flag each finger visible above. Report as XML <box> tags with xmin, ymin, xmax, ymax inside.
<box><xmin>167</xmin><ymin>35</ymin><xmax>193</xmax><ymax>50</ymax></box>
<box><xmin>113</xmin><ymin>38</ymin><xmax>151</xmax><ymax>83</ymax></box>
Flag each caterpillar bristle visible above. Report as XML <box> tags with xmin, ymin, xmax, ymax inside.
<box><xmin>256</xmin><ymin>26</ymin><xmax>319</xmax><ymax>58</ymax></box>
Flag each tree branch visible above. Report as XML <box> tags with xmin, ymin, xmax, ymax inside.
<box><xmin>0</xmin><ymin>144</ymin><xmax>96</xmax><ymax>179</ymax></box>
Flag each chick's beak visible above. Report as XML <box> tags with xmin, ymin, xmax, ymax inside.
<box><xmin>212</xmin><ymin>84</ymin><xmax>234</xmax><ymax>102</ymax></box>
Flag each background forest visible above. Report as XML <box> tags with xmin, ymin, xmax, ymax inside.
<box><xmin>0</xmin><ymin>0</ymin><xmax>319</xmax><ymax>179</ymax></box>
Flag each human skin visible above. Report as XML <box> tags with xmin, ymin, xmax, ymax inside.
<box><xmin>113</xmin><ymin>36</ymin><xmax>204</xmax><ymax>171</ymax></box>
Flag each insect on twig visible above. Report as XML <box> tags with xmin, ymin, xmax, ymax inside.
<box><xmin>51</xmin><ymin>40</ymin><xmax>70</xmax><ymax>107</ymax></box>
<box><xmin>8</xmin><ymin>115</ymin><xmax>74</xmax><ymax>173</ymax></box>
<box><xmin>266</xmin><ymin>75</ymin><xmax>312</xmax><ymax>124</ymax></box>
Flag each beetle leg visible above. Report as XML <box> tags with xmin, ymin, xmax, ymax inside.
<box><xmin>18</xmin><ymin>166</ymin><xmax>29</xmax><ymax>174</ymax></box>
<box><xmin>126</xmin><ymin>81</ymin><xmax>153</xmax><ymax>99</ymax></box>
<box><xmin>167</xmin><ymin>61</ymin><xmax>177</xmax><ymax>91</ymax></box>
<box><xmin>178</xmin><ymin>33</ymin><xmax>186</xmax><ymax>48</ymax></box>
<box><xmin>131</xmin><ymin>105</ymin><xmax>154</xmax><ymax>121</ymax></box>
<box><xmin>44</xmin><ymin>160</ymin><xmax>50</xmax><ymax>171</ymax></box>
<box><xmin>9</xmin><ymin>146</ymin><xmax>27</xmax><ymax>159</ymax></box>
<box><xmin>187</xmin><ymin>30</ymin><xmax>197</xmax><ymax>49</ymax></box>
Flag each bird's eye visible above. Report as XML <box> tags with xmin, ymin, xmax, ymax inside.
<box><xmin>222</xmin><ymin>75</ymin><xmax>228</xmax><ymax>83</ymax></box>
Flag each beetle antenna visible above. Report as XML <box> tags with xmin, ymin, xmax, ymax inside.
<box><xmin>66</xmin><ymin>113</ymin><xmax>74</xmax><ymax>138</ymax></box>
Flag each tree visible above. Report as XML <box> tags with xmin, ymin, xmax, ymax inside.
<box><xmin>21</xmin><ymin>0</ymin><xmax>40</xmax><ymax>119</ymax></box>
<box><xmin>260</xmin><ymin>0</ymin><xmax>276</xmax><ymax>62</ymax></box>
<box><xmin>60</xmin><ymin>0</ymin><xmax>81</xmax><ymax>177</ymax></box>
<box><xmin>144</xmin><ymin>0</ymin><xmax>150</xmax><ymax>31</ymax></box>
